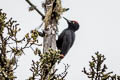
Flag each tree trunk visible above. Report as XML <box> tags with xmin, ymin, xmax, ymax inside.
<box><xmin>43</xmin><ymin>0</ymin><xmax>57</xmax><ymax>53</ymax></box>
<box><xmin>43</xmin><ymin>23</ymin><xmax>57</xmax><ymax>53</ymax></box>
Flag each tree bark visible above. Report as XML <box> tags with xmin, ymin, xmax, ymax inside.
<box><xmin>43</xmin><ymin>0</ymin><xmax>57</xmax><ymax>53</ymax></box>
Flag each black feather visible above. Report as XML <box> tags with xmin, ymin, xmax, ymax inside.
<box><xmin>57</xmin><ymin>17</ymin><xmax>79</xmax><ymax>56</ymax></box>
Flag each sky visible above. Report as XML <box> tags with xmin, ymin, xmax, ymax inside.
<box><xmin>1</xmin><ymin>0</ymin><xmax>120</xmax><ymax>80</ymax></box>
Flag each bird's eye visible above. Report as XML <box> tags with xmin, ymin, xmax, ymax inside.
<box><xmin>72</xmin><ymin>21</ymin><xmax>78</xmax><ymax>24</ymax></box>
<box><xmin>72</xmin><ymin>21</ymin><xmax>75</xmax><ymax>24</ymax></box>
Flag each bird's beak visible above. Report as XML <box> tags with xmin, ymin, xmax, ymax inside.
<box><xmin>63</xmin><ymin>17</ymin><xmax>70</xmax><ymax>23</ymax></box>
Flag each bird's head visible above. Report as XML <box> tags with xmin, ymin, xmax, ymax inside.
<box><xmin>63</xmin><ymin>17</ymin><xmax>79</xmax><ymax>31</ymax></box>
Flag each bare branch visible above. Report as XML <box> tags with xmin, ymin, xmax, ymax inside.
<box><xmin>25</xmin><ymin>0</ymin><xmax>45</xmax><ymax>18</ymax></box>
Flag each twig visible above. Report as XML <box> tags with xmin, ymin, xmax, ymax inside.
<box><xmin>25</xmin><ymin>0</ymin><xmax>45</xmax><ymax>18</ymax></box>
<box><xmin>35</xmin><ymin>22</ymin><xmax>43</xmax><ymax>30</ymax></box>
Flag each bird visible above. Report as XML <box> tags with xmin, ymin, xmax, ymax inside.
<box><xmin>56</xmin><ymin>17</ymin><xmax>79</xmax><ymax>58</ymax></box>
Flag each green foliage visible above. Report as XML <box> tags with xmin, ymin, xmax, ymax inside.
<box><xmin>82</xmin><ymin>52</ymin><xmax>120</xmax><ymax>80</ymax></box>
<box><xmin>29</xmin><ymin>49</ymin><xmax>69</xmax><ymax>80</ymax></box>
<box><xmin>0</xmin><ymin>9</ymin><xmax>42</xmax><ymax>79</ymax></box>
<box><xmin>0</xmin><ymin>9</ymin><xmax>21</xmax><ymax>79</ymax></box>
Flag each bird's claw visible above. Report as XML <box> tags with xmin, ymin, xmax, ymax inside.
<box><xmin>60</xmin><ymin>54</ymin><xmax>64</xmax><ymax>59</ymax></box>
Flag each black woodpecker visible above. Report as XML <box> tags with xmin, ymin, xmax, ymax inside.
<box><xmin>57</xmin><ymin>17</ymin><xmax>79</xmax><ymax>58</ymax></box>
